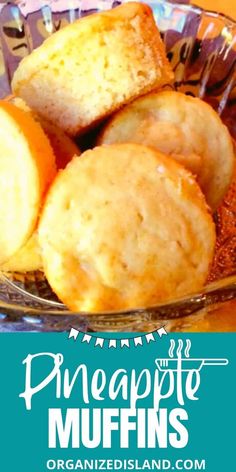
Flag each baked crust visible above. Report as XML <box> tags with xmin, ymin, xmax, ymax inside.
<box><xmin>98</xmin><ymin>91</ymin><xmax>235</xmax><ymax>210</ymax></box>
<box><xmin>39</xmin><ymin>143</ymin><xmax>215</xmax><ymax>312</ymax></box>
<box><xmin>0</xmin><ymin>100</ymin><xmax>56</xmax><ymax>264</ymax></box>
<box><xmin>11</xmin><ymin>97</ymin><xmax>80</xmax><ymax>169</ymax></box>
<box><xmin>0</xmin><ymin>98</ymin><xmax>80</xmax><ymax>273</ymax></box>
<box><xmin>1</xmin><ymin>233</ymin><xmax>42</xmax><ymax>273</ymax></box>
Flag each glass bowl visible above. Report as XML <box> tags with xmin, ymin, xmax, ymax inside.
<box><xmin>1</xmin><ymin>0</ymin><xmax>236</xmax><ymax>332</ymax></box>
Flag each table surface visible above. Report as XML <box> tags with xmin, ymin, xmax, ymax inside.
<box><xmin>192</xmin><ymin>0</ymin><xmax>236</xmax><ymax>19</ymax></box>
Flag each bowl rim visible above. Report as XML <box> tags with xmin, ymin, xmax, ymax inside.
<box><xmin>2</xmin><ymin>0</ymin><xmax>236</xmax><ymax>27</ymax></box>
<box><xmin>1</xmin><ymin>0</ymin><xmax>236</xmax><ymax>319</ymax></box>
<box><xmin>1</xmin><ymin>273</ymin><xmax>236</xmax><ymax>317</ymax></box>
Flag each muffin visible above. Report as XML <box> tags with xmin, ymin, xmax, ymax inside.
<box><xmin>0</xmin><ymin>100</ymin><xmax>56</xmax><ymax>265</ymax></box>
<box><xmin>11</xmin><ymin>97</ymin><xmax>81</xmax><ymax>169</ymax></box>
<box><xmin>1</xmin><ymin>233</ymin><xmax>43</xmax><ymax>273</ymax></box>
<box><xmin>98</xmin><ymin>91</ymin><xmax>235</xmax><ymax>210</ymax></box>
<box><xmin>12</xmin><ymin>2</ymin><xmax>173</xmax><ymax>136</ymax></box>
<box><xmin>39</xmin><ymin>143</ymin><xmax>215</xmax><ymax>312</ymax></box>
<box><xmin>0</xmin><ymin>97</ymin><xmax>80</xmax><ymax>273</ymax></box>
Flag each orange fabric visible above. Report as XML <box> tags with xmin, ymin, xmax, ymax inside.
<box><xmin>192</xmin><ymin>0</ymin><xmax>236</xmax><ymax>19</ymax></box>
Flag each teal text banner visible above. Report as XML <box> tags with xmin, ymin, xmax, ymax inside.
<box><xmin>0</xmin><ymin>333</ymin><xmax>235</xmax><ymax>472</ymax></box>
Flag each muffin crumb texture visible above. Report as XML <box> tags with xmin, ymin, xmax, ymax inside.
<box><xmin>12</xmin><ymin>2</ymin><xmax>173</xmax><ymax>136</ymax></box>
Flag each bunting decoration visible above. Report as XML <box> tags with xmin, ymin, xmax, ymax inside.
<box><xmin>68</xmin><ymin>326</ymin><xmax>168</xmax><ymax>348</ymax></box>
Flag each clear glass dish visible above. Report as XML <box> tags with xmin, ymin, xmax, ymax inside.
<box><xmin>1</xmin><ymin>0</ymin><xmax>236</xmax><ymax>332</ymax></box>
